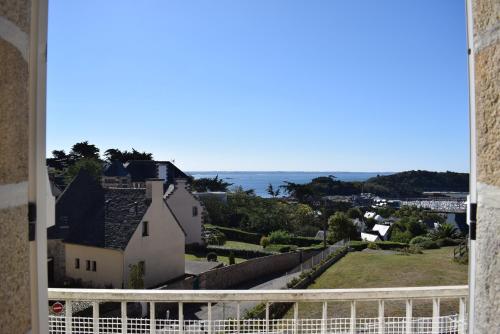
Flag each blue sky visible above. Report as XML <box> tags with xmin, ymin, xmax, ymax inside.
<box><xmin>47</xmin><ymin>0</ymin><xmax>469</xmax><ymax>172</ymax></box>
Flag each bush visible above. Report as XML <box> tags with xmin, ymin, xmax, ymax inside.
<box><xmin>407</xmin><ymin>244</ymin><xmax>423</xmax><ymax>254</ymax></box>
<box><xmin>206</xmin><ymin>252</ymin><xmax>218</xmax><ymax>262</ymax></box>
<box><xmin>418</xmin><ymin>240</ymin><xmax>440</xmax><ymax>249</ymax></box>
<box><xmin>260</xmin><ymin>236</ymin><xmax>270</xmax><ymax>248</ymax></box>
<box><xmin>203</xmin><ymin>227</ymin><xmax>227</xmax><ymax>245</ymax></box>
<box><xmin>206</xmin><ymin>245</ymin><xmax>271</xmax><ymax>258</ymax></box>
<box><xmin>390</xmin><ymin>229</ymin><xmax>413</xmax><ymax>243</ymax></box>
<box><xmin>266</xmin><ymin>244</ymin><xmax>297</xmax><ymax>253</ymax></box>
<box><xmin>409</xmin><ymin>236</ymin><xmax>432</xmax><ymax>245</ymax></box>
<box><xmin>376</xmin><ymin>241</ymin><xmax>409</xmax><ymax>250</ymax></box>
<box><xmin>367</xmin><ymin>242</ymin><xmax>379</xmax><ymax>250</ymax></box>
<box><xmin>436</xmin><ymin>238</ymin><xmax>462</xmax><ymax>247</ymax></box>
<box><xmin>269</xmin><ymin>230</ymin><xmax>292</xmax><ymax>244</ymax></box>
<box><xmin>289</xmin><ymin>236</ymin><xmax>322</xmax><ymax>247</ymax></box>
<box><xmin>349</xmin><ymin>241</ymin><xmax>368</xmax><ymax>251</ymax></box>
<box><xmin>228</xmin><ymin>251</ymin><xmax>235</xmax><ymax>265</ymax></box>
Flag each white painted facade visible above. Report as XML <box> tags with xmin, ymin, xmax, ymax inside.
<box><xmin>165</xmin><ymin>179</ymin><xmax>204</xmax><ymax>245</ymax></box>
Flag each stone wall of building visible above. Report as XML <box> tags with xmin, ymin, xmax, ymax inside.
<box><xmin>472</xmin><ymin>0</ymin><xmax>500</xmax><ymax>332</ymax></box>
<box><xmin>47</xmin><ymin>239</ymin><xmax>65</xmax><ymax>285</ymax></box>
<box><xmin>0</xmin><ymin>0</ymin><xmax>32</xmax><ymax>332</ymax></box>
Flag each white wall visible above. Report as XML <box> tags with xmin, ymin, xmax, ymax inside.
<box><xmin>124</xmin><ymin>181</ymin><xmax>185</xmax><ymax>288</ymax></box>
<box><xmin>166</xmin><ymin>179</ymin><xmax>204</xmax><ymax>245</ymax></box>
<box><xmin>65</xmin><ymin>243</ymin><xmax>124</xmax><ymax>288</ymax></box>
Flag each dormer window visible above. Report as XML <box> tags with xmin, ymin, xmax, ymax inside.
<box><xmin>142</xmin><ymin>221</ymin><xmax>149</xmax><ymax>237</ymax></box>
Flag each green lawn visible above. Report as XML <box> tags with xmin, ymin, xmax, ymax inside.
<box><xmin>185</xmin><ymin>253</ymin><xmax>246</xmax><ymax>265</ymax></box>
<box><xmin>286</xmin><ymin>247</ymin><xmax>468</xmax><ymax>318</ymax></box>
<box><xmin>223</xmin><ymin>240</ymin><xmax>264</xmax><ymax>251</ymax></box>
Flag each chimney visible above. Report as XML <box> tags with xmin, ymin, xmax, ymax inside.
<box><xmin>146</xmin><ymin>179</ymin><xmax>164</xmax><ymax>203</ymax></box>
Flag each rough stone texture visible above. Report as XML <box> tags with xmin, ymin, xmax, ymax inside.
<box><xmin>0</xmin><ymin>0</ymin><xmax>30</xmax><ymax>33</ymax></box>
<box><xmin>0</xmin><ymin>205</ymin><xmax>31</xmax><ymax>333</ymax></box>
<box><xmin>473</xmin><ymin>1</ymin><xmax>500</xmax><ymax>333</ymax></box>
<box><xmin>473</xmin><ymin>0</ymin><xmax>500</xmax><ymax>37</ymax></box>
<box><xmin>0</xmin><ymin>38</ymin><xmax>29</xmax><ymax>185</ymax></box>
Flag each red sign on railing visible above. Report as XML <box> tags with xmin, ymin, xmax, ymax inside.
<box><xmin>52</xmin><ymin>302</ymin><xmax>63</xmax><ymax>314</ymax></box>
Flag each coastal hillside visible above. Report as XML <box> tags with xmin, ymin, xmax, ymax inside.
<box><xmin>363</xmin><ymin>170</ymin><xmax>469</xmax><ymax>197</ymax></box>
<box><xmin>283</xmin><ymin>170</ymin><xmax>469</xmax><ymax>200</ymax></box>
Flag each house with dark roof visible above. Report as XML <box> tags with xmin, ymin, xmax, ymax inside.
<box><xmin>48</xmin><ymin>170</ymin><xmax>185</xmax><ymax>288</ymax></box>
<box><xmin>125</xmin><ymin>160</ymin><xmax>189</xmax><ymax>189</ymax></box>
<box><xmin>101</xmin><ymin>160</ymin><xmax>131</xmax><ymax>188</ymax></box>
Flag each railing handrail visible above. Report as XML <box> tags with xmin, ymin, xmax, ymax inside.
<box><xmin>48</xmin><ymin>285</ymin><xmax>468</xmax><ymax>303</ymax></box>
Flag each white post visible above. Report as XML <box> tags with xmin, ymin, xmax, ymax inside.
<box><xmin>236</xmin><ymin>302</ymin><xmax>241</xmax><ymax>334</ymax></box>
<box><xmin>459</xmin><ymin>297</ymin><xmax>466</xmax><ymax>334</ymax></box>
<box><xmin>92</xmin><ymin>301</ymin><xmax>99</xmax><ymax>334</ymax></box>
<box><xmin>178</xmin><ymin>302</ymin><xmax>183</xmax><ymax>334</ymax></box>
<box><xmin>378</xmin><ymin>300</ymin><xmax>385</xmax><ymax>334</ymax></box>
<box><xmin>121</xmin><ymin>301</ymin><xmax>127</xmax><ymax>334</ymax></box>
<box><xmin>65</xmin><ymin>301</ymin><xmax>72</xmax><ymax>334</ymax></box>
<box><xmin>149</xmin><ymin>302</ymin><xmax>155</xmax><ymax>334</ymax></box>
<box><xmin>432</xmin><ymin>298</ymin><xmax>440</xmax><ymax>334</ymax></box>
<box><xmin>293</xmin><ymin>302</ymin><xmax>299</xmax><ymax>334</ymax></box>
<box><xmin>350</xmin><ymin>301</ymin><xmax>356</xmax><ymax>334</ymax></box>
<box><xmin>207</xmin><ymin>302</ymin><xmax>212</xmax><ymax>334</ymax></box>
<box><xmin>321</xmin><ymin>301</ymin><xmax>328</xmax><ymax>334</ymax></box>
<box><xmin>405</xmin><ymin>299</ymin><xmax>412</xmax><ymax>334</ymax></box>
<box><xmin>265</xmin><ymin>303</ymin><xmax>270</xmax><ymax>334</ymax></box>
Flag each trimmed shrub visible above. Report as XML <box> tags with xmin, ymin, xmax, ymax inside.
<box><xmin>418</xmin><ymin>240</ymin><xmax>440</xmax><ymax>249</ymax></box>
<box><xmin>367</xmin><ymin>242</ymin><xmax>379</xmax><ymax>250</ymax></box>
<box><xmin>436</xmin><ymin>238</ymin><xmax>462</xmax><ymax>247</ymax></box>
<box><xmin>376</xmin><ymin>241</ymin><xmax>408</xmax><ymax>250</ymax></box>
<box><xmin>269</xmin><ymin>230</ymin><xmax>292</xmax><ymax>245</ymax></box>
<box><xmin>206</xmin><ymin>252</ymin><xmax>218</xmax><ymax>262</ymax></box>
<box><xmin>203</xmin><ymin>227</ymin><xmax>227</xmax><ymax>245</ymax></box>
<box><xmin>266</xmin><ymin>244</ymin><xmax>297</xmax><ymax>253</ymax></box>
<box><xmin>206</xmin><ymin>246</ymin><xmax>272</xmax><ymax>258</ymax></box>
<box><xmin>260</xmin><ymin>236</ymin><xmax>270</xmax><ymax>248</ymax></box>
<box><xmin>228</xmin><ymin>251</ymin><xmax>235</xmax><ymax>265</ymax></box>
<box><xmin>409</xmin><ymin>236</ymin><xmax>432</xmax><ymax>245</ymax></box>
<box><xmin>289</xmin><ymin>236</ymin><xmax>322</xmax><ymax>247</ymax></box>
<box><xmin>349</xmin><ymin>241</ymin><xmax>368</xmax><ymax>251</ymax></box>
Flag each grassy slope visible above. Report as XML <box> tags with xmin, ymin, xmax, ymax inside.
<box><xmin>287</xmin><ymin>247</ymin><xmax>468</xmax><ymax>318</ymax></box>
<box><xmin>223</xmin><ymin>240</ymin><xmax>264</xmax><ymax>251</ymax></box>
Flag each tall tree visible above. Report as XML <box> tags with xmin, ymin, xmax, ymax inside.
<box><xmin>64</xmin><ymin>158</ymin><xmax>102</xmax><ymax>183</ymax></box>
<box><xmin>266</xmin><ymin>183</ymin><xmax>280</xmax><ymax>198</ymax></box>
<box><xmin>70</xmin><ymin>141</ymin><xmax>100</xmax><ymax>160</ymax></box>
<box><xmin>327</xmin><ymin>212</ymin><xmax>357</xmax><ymax>243</ymax></box>
<box><xmin>192</xmin><ymin>175</ymin><xmax>232</xmax><ymax>192</ymax></box>
<box><xmin>104</xmin><ymin>148</ymin><xmax>153</xmax><ymax>162</ymax></box>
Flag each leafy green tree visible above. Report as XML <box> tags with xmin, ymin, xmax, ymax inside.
<box><xmin>65</xmin><ymin>158</ymin><xmax>102</xmax><ymax>183</ymax></box>
<box><xmin>327</xmin><ymin>212</ymin><xmax>357</xmax><ymax>243</ymax></box>
<box><xmin>268</xmin><ymin>230</ymin><xmax>291</xmax><ymax>244</ymax></box>
<box><xmin>347</xmin><ymin>207</ymin><xmax>362</xmax><ymax>219</ymax></box>
<box><xmin>266</xmin><ymin>183</ymin><xmax>280</xmax><ymax>198</ymax></box>
<box><xmin>70</xmin><ymin>141</ymin><xmax>100</xmax><ymax>160</ymax></box>
<box><xmin>128</xmin><ymin>263</ymin><xmax>144</xmax><ymax>289</ymax></box>
<box><xmin>192</xmin><ymin>175</ymin><xmax>232</xmax><ymax>192</ymax></box>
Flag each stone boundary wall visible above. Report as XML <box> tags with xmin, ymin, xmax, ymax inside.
<box><xmin>167</xmin><ymin>249</ymin><xmax>320</xmax><ymax>290</ymax></box>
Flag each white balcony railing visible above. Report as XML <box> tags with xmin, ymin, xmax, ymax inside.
<box><xmin>48</xmin><ymin>285</ymin><xmax>468</xmax><ymax>334</ymax></box>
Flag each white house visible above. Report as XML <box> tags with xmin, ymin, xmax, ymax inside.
<box><xmin>164</xmin><ymin>179</ymin><xmax>204</xmax><ymax>246</ymax></box>
<box><xmin>372</xmin><ymin>224</ymin><xmax>391</xmax><ymax>241</ymax></box>
<box><xmin>361</xmin><ymin>233</ymin><xmax>380</xmax><ymax>242</ymax></box>
<box><xmin>54</xmin><ymin>176</ymin><xmax>186</xmax><ymax>288</ymax></box>
<box><xmin>374</xmin><ymin>214</ymin><xmax>385</xmax><ymax>223</ymax></box>
<box><xmin>364</xmin><ymin>211</ymin><xmax>376</xmax><ymax>220</ymax></box>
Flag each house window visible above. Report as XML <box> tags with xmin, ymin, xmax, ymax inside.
<box><xmin>75</xmin><ymin>258</ymin><xmax>80</xmax><ymax>269</ymax></box>
<box><xmin>142</xmin><ymin>221</ymin><xmax>149</xmax><ymax>237</ymax></box>
<box><xmin>192</xmin><ymin>206</ymin><xmax>198</xmax><ymax>217</ymax></box>
<box><xmin>92</xmin><ymin>261</ymin><xmax>97</xmax><ymax>272</ymax></box>
<box><xmin>86</xmin><ymin>260</ymin><xmax>91</xmax><ymax>271</ymax></box>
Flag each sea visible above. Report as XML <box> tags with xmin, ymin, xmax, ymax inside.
<box><xmin>188</xmin><ymin>171</ymin><xmax>393</xmax><ymax>198</ymax></box>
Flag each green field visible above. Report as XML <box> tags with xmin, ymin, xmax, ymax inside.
<box><xmin>286</xmin><ymin>247</ymin><xmax>468</xmax><ymax>318</ymax></box>
<box><xmin>185</xmin><ymin>253</ymin><xmax>246</xmax><ymax>265</ymax></box>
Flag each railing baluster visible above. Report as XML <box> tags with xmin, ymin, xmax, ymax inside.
<box><xmin>432</xmin><ymin>298</ymin><xmax>440</xmax><ymax>334</ymax></box>
<box><xmin>149</xmin><ymin>302</ymin><xmax>155</xmax><ymax>334</ymax></box>
<box><xmin>458</xmin><ymin>297</ymin><xmax>466</xmax><ymax>334</ymax></box>
<box><xmin>178</xmin><ymin>302</ymin><xmax>184</xmax><ymax>334</ymax></box>
<box><xmin>265</xmin><ymin>302</ymin><xmax>270</xmax><ymax>334</ymax></box>
<box><xmin>207</xmin><ymin>302</ymin><xmax>212</xmax><ymax>334</ymax></box>
<box><xmin>405</xmin><ymin>299</ymin><xmax>412</xmax><ymax>334</ymax></box>
<box><xmin>378</xmin><ymin>300</ymin><xmax>385</xmax><ymax>334</ymax></box>
<box><xmin>121</xmin><ymin>301</ymin><xmax>127</xmax><ymax>334</ymax></box>
<box><xmin>92</xmin><ymin>301</ymin><xmax>99</xmax><ymax>334</ymax></box>
<box><xmin>293</xmin><ymin>302</ymin><xmax>299</xmax><ymax>334</ymax></box>
<box><xmin>236</xmin><ymin>302</ymin><xmax>241</xmax><ymax>334</ymax></box>
<box><xmin>65</xmin><ymin>300</ymin><xmax>72</xmax><ymax>334</ymax></box>
<box><xmin>321</xmin><ymin>301</ymin><xmax>327</xmax><ymax>334</ymax></box>
<box><xmin>350</xmin><ymin>301</ymin><xmax>356</xmax><ymax>334</ymax></box>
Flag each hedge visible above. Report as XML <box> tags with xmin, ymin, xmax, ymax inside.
<box><xmin>289</xmin><ymin>236</ymin><xmax>323</xmax><ymax>247</ymax></box>
<box><xmin>207</xmin><ymin>245</ymin><xmax>272</xmax><ymax>259</ymax></box>
<box><xmin>208</xmin><ymin>225</ymin><xmax>262</xmax><ymax>244</ymax></box>
<box><xmin>265</xmin><ymin>244</ymin><xmax>298</xmax><ymax>253</ymax></box>
<box><xmin>349</xmin><ymin>241</ymin><xmax>408</xmax><ymax>251</ymax></box>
